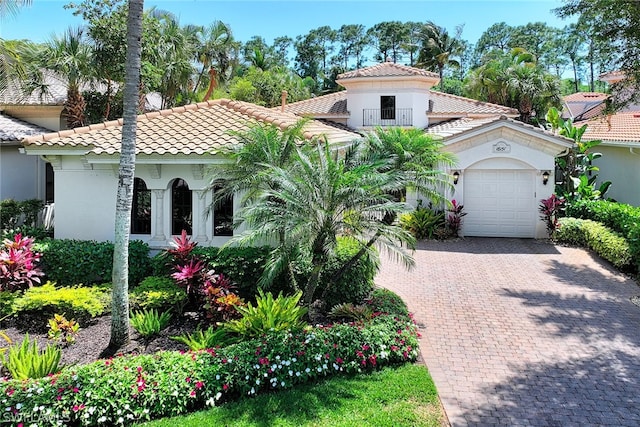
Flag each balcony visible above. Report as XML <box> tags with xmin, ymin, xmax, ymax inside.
<box><xmin>362</xmin><ymin>108</ymin><xmax>413</xmax><ymax>126</ymax></box>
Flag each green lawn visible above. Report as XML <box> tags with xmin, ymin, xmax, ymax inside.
<box><xmin>137</xmin><ymin>363</ymin><xmax>444</xmax><ymax>427</ymax></box>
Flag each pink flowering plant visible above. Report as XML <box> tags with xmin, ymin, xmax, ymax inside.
<box><xmin>0</xmin><ymin>234</ymin><xmax>44</xmax><ymax>291</ymax></box>
<box><xmin>445</xmin><ymin>199</ymin><xmax>467</xmax><ymax>238</ymax></box>
<box><xmin>0</xmin><ymin>314</ymin><xmax>418</xmax><ymax>425</ymax></box>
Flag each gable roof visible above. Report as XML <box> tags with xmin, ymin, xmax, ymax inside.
<box><xmin>336</xmin><ymin>62</ymin><xmax>440</xmax><ymax>80</ymax></box>
<box><xmin>426</xmin><ymin>115</ymin><xmax>573</xmax><ymax>147</ymax></box>
<box><xmin>279</xmin><ymin>90</ymin><xmax>517</xmax><ymax>119</ymax></box>
<box><xmin>0</xmin><ymin>114</ymin><xmax>52</xmax><ymax>142</ymax></box>
<box><xmin>23</xmin><ymin>99</ymin><xmax>361</xmax><ymax>157</ymax></box>
<box><xmin>578</xmin><ymin>112</ymin><xmax>640</xmax><ymax>145</ymax></box>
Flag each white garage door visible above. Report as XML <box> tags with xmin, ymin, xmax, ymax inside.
<box><xmin>463</xmin><ymin>169</ymin><xmax>537</xmax><ymax>238</ymax></box>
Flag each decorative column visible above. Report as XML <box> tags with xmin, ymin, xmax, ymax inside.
<box><xmin>151</xmin><ymin>189</ymin><xmax>166</xmax><ymax>243</ymax></box>
<box><xmin>194</xmin><ymin>190</ymin><xmax>209</xmax><ymax>243</ymax></box>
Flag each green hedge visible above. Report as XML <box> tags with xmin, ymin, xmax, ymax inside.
<box><xmin>0</xmin><ymin>314</ymin><xmax>419</xmax><ymax>426</ymax></box>
<box><xmin>34</xmin><ymin>239</ymin><xmax>151</xmax><ymax>286</ymax></box>
<box><xmin>556</xmin><ymin>217</ymin><xmax>633</xmax><ymax>270</ymax></box>
<box><xmin>566</xmin><ymin>200</ymin><xmax>640</xmax><ymax>270</ymax></box>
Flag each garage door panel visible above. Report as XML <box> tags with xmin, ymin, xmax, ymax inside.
<box><xmin>463</xmin><ymin>169</ymin><xmax>536</xmax><ymax>238</ymax></box>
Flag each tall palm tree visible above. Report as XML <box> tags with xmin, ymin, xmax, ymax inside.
<box><xmin>110</xmin><ymin>0</ymin><xmax>144</xmax><ymax>350</ymax></box>
<box><xmin>43</xmin><ymin>27</ymin><xmax>93</xmax><ymax>128</ymax></box>
<box><xmin>193</xmin><ymin>21</ymin><xmax>236</xmax><ymax>100</ymax></box>
<box><xmin>418</xmin><ymin>22</ymin><xmax>464</xmax><ymax>90</ymax></box>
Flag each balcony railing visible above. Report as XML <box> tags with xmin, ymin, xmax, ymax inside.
<box><xmin>363</xmin><ymin>108</ymin><xmax>413</xmax><ymax>126</ymax></box>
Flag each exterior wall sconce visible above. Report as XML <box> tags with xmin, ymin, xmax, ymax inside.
<box><xmin>452</xmin><ymin>171</ymin><xmax>460</xmax><ymax>185</ymax></box>
<box><xmin>542</xmin><ymin>170</ymin><xmax>550</xmax><ymax>185</ymax></box>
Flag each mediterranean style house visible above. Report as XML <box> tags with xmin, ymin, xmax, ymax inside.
<box><xmin>22</xmin><ymin>60</ymin><xmax>574</xmax><ymax>244</ymax></box>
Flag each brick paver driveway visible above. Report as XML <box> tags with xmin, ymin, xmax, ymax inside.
<box><xmin>376</xmin><ymin>238</ymin><xmax>640</xmax><ymax>427</ymax></box>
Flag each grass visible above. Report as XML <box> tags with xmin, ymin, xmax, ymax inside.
<box><xmin>137</xmin><ymin>363</ymin><xmax>444</xmax><ymax>427</ymax></box>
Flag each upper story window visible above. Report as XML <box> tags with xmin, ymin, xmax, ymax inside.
<box><xmin>381</xmin><ymin>96</ymin><xmax>396</xmax><ymax>120</ymax></box>
<box><xmin>131</xmin><ymin>178</ymin><xmax>151</xmax><ymax>234</ymax></box>
<box><xmin>172</xmin><ymin>178</ymin><xmax>192</xmax><ymax>235</ymax></box>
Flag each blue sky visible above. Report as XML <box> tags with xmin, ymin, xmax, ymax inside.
<box><xmin>0</xmin><ymin>0</ymin><xmax>573</xmax><ymax>46</ymax></box>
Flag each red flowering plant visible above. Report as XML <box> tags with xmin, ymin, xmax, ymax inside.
<box><xmin>445</xmin><ymin>199</ymin><xmax>468</xmax><ymax>238</ymax></box>
<box><xmin>0</xmin><ymin>233</ymin><xmax>44</xmax><ymax>291</ymax></box>
<box><xmin>539</xmin><ymin>194</ymin><xmax>565</xmax><ymax>238</ymax></box>
<box><xmin>166</xmin><ymin>230</ymin><xmax>244</xmax><ymax>320</ymax></box>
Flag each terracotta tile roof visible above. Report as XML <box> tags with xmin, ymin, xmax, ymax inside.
<box><xmin>428</xmin><ymin>91</ymin><xmax>518</xmax><ymax>116</ymax></box>
<box><xmin>426</xmin><ymin>115</ymin><xmax>569</xmax><ymax>142</ymax></box>
<box><xmin>23</xmin><ymin>99</ymin><xmax>361</xmax><ymax>156</ymax></box>
<box><xmin>578</xmin><ymin>112</ymin><xmax>640</xmax><ymax>144</ymax></box>
<box><xmin>280</xmin><ymin>91</ymin><xmax>348</xmax><ymax>116</ymax></box>
<box><xmin>337</xmin><ymin>62</ymin><xmax>439</xmax><ymax>80</ymax></box>
<box><xmin>279</xmin><ymin>90</ymin><xmax>517</xmax><ymax>119</ymax></box>
<box><xmin>0</xmin><ymin>114</ymin><xmax>52</xmax><ymax>142</ymax></box>
<box><xmin>563</xmin><ymin>92</ymin><xmax>608</xmax><ymax>102</ymax></box>
<box><xmin>562</xmin><ymin>92</ymin><xmax>608</xmax><ymax>121</ymax></box>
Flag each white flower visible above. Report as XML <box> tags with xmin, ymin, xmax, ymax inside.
<box><xmin>36</xmin><ymin>388</ymin><xmax>44</xmax><ymax>394</ymax></box>
<box><xmin>245</xmin><ymin>375</ymin><xmax>250</xmax><ymax>380</ymax></box>
<box><xmin>215</xmin><ymin>392</ymin><xmax>222</xmax><ymax>401</ymax></box>
<box><xmin>206</xmin><ymin>397</ymin><xmax>215</xmax><ymax>407</ymax></box>
<box><xmin>124</xmin><ymin>404</ymin><xmax>130</xmax><ymax>410</ymax></box>
<box><xmin>127</xmin><ymin>414</ymin><xmax>134</xmax><ymax>419</ymax></box>
<box><xmin>33</xmin><ymin>406</ymin><xmax>39</xmax><ymax>412</ymax></box>
<box><xmin>172</xmin><ymin>390</ymin><xmax>179</xmax><ymax>397</ymax></box>
<box><xmin>15</xmin><ymin>403</ymin><xmax>22</xmax><ymax>410</ymax></box>
<box><xmin>333</xmin><ymin>364</ymin><xmax>339</xmax><ymax>370</ymax></box>
<box><xmin>281</xmin><ymin>381</ymin><xmax>285</xmax><ymax>387</ymax></box>
<box><xmin>90</xmin><ymin>378</ymin><xmax>95</xmax><ymax>384</ymax></box>
<box><xmin>143</xmin><ymin>408</ymin><xmax>150</xmax><ymax>414</ymax></box>
<box><xmin>305</xmin><ymin>367</ymin><xmax>310</xmax><ymax>373</ymax></box>
<box><xmin>98</xmin><ymin>416</ymin><xmax>107</xmax><ymax>423</ymax></box>
<box><xmin>216</xmin><ymin>375</ymin><xmax>220</xmax><ymax>380</ymax></box>
<box><xmin>317</xmin><ymin>367</ymin><xmax>322</xmax><ymax>372</ymax></box>
<box><xmin>117</xmin><ymin>416</ymin><xmax>124</xmax><ymax>424</ymax></box>
<box><xmin>275</xmin><ymin>355</ymin><xmax>281</xmax><ymax>360</ymax></box>
<box><xmin>288</xmin><ymin>370</ymin><xmax>293</xmax><ymax>376</ymax></box>
<box><xmin>296</xmin><ymin>372</ymin><xmax>301</xmax><ymax>377</ymax></box>
<box><xmin>292</xmin><ymin>357</ymin><xmax>297</xmax><ymax>363</ymax></box>
<box><xmin>84</xmin><ymin>413</ymin><xmax>90</xmax><ymax>419</ymax></box>
<box><xmin>255</xmin><ymin>379</ymin><xmax>260</xmax><ymax>385</ymax></box>
<box><xmin>250</xmin><ymin>387</ymin><xmax>255</xmax><ymax>394</ymax></box>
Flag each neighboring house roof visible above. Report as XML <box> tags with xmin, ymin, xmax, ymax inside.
<box><xmin>562</xmin><ymin>92</ymin><xmax>608</xmax><ymax>121</ymax></box>
<box><xmin>426</xmin><ymin>115</ymin><xmax>572</xmax><ymax>145</ymax></box>
<box><xmin>23</xmin><ymin>99</ymin><xmax>361</xmax><ymax>157</ymax></box>
<box><xmin>0</xmin><ymin>113</ymin><xmax>52</xmax><ymax>142</ymax></box>
<box><xmin>336</xmin><ymin>62</ymin><xmax>440</xmax><ymax>80</ymax></box>
<box><xmin>279</xmin><ymin>90</ymin><xmax>517</xmax><ymax>120</ymax></box>
<box><xmin>0</xmin><ymin>71</ymin><xmax>68</xmax><ymax>106</ymax></box>
<box><xmin>578</xmin><ymin>112</ymin><xmax>640</xmax><ymax>145</ymax></box>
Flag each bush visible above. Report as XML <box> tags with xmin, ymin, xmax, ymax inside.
<box><xmin>130</xmin><ymin>309</ymin><xmax>172</xmax><ymax>338</ymax></box>
<box><xmin>130</xmin><ymin>276</ymin><xmax>188</xmax><ymax>313</ymax></box>
<box><xmin>1</xmin><ymin>334</ymin><xmax>62</xmax><ymax>380</ymax></box>
<box><xmin>0</xmin><ymin>314</ymin><xmax>418</xmax><ymax>426</ymax></box>
<box><xmin>315</xmin><ymin>237</ymin><xmax>379</xmax><ymax>310</ymax></box>
<box><xmin>400</xmin><ymin>205</ymin><xmax>445</xmax><ymax>240</ymax></box>
<box><xmin>367</xmin><ymin>288</ymin><xmax>410</xmax><ymax>318</ymax></box>
<box><xmin>328</xmin><ymin>303</ymin><xmax>374</xmax><ymax>322</ymax></box>
<box><xmin>223</xmin><ymin>290</ymin><xmax>307</xmax><ymax>338</ymax></box>
<box><xmin>35</xmin><ymin>239</ymin><xmax>151</xmax><ymax>286</ymax></box>
<box><xmin>2</xmin><ymin>282</ymin><xmax>110</xmax><ymax>324</ymax></box>
<box><xmin>565</xmin><ymin>200</ymin><xmax>640</xmax><ymax>270</ymax></box>
<box><xmin>0</xmin><ymin>234</ymin><xmax>44</xmax><ymax>291</ymax></box>
<box><xmin>556</xmin><ymin>218</ymin><xmax>633</xmax><ymax>270</ymax></box>
<box><xmin>171</xmin><ymin>326</ymin><xmax>233</xmax><ymax>351</ymax></box>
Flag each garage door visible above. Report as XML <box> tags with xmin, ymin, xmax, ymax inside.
<box><xmin>463</xmin><ymin>169</ymin><xmax>537</xmax><ymax>238</ymax></box>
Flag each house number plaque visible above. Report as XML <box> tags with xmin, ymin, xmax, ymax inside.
<box><xmin>492</xmin><ymin>141</ymin><xmax>511</xmax><ymax>153</ymax></box>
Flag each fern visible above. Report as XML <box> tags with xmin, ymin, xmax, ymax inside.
<box><xmin>130</xmin><ymin>309</ymin><xmax>172</xmax><ymax>338</ymax></box>
<box><xmin>2</xmin><ymin>334</ymin><xmax>62</xmax><ymax>380</ymax></box>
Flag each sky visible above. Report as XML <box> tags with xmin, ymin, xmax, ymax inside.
<box><xmin>0</xmin><ymin>0</ymin><xmax>574</xmax><ymax>47</ymax></box>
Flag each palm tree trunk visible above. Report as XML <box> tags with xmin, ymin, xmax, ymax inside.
<box><xmin>110</xmin><ymin>0</ymin><xmax>144</xmax><ymax>350</ymax></box>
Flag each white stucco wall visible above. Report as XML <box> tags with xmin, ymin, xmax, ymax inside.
<box><xmin>0</xmin><ymin>145</ymin><xmax>46</xmax><ymax>201</ymax></box>
<box><xmin>51</xmin><ymin>157</ymin><xmax>241</xmax><ymax>248</ymax></box>
<box><xmin>595</xmin><ymin>145</ymin><xmax>640</xmax><ymax>206</ymax></box>
<box><xmin>3</xmin><ymin>106</ymin><xmax>64</xmax><ymax>131</ymax></box>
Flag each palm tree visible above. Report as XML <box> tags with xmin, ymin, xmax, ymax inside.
<box><xmin>193</xmin><ymin>21</ymin><xmax>237</xmax><ymax>100</ymax></box>
<box><xmin>418</xmin><ymin>22</ymin><xmax>464</xmax><ymax>90</ymax></box>
<box><xmin>42</xmin><ymin>27</ymin><xmax>93</xmax><ymax>128</ymax></box>
<box><xmin>110</xmin><ymin>0</ymin><xmax>144</xmax><ymax>350</ymax></box>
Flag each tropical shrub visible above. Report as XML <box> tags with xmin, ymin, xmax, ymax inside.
<box><xmin>129</xmin><ymin>276</ymin><xmax>188</xmax><ymax>314</ymax></box>
<box><xmin>400</xmin><ymin>205</ymin><xmax>445</xmax><ymax>240</ymax></box>
<box><xmin>445</xmin><ymin>199</ymin><xmax>468</xmax><ymax>237</ymax></box>
<box><xmin>0</xmin><ymin>199</ymin><xmax>45</xmax><ymax>230</ymax></box>
<box><xmin>367</xmin><ymin>288</ymin><xmax>410</xmax><ymax>318</ymax></box>
<box><xmin>2</xmin><ymin>282</ymin><xmax>110</xmax><ymax>323</ymax></box>
<box><xmin>130</xmin><ymin>309</ymin><xmax>172</xmax><ymax>338</ymax></box>
<box><xmin>224</xmin><ymin>290</ymin><xmax>307</xmax><ymax>338</ymax></box>
<box><xmin>0</xmin><ymin>233</ymin><xmax>44</xmax><ymax>291</ymax></box>
<box><xmin>0</xmin><ymin>199</ymin><xmax>20</xmax><ymax>230</ymax></box>
<box><xmin>171</xmin><ymin>326</ymin><xmax>233</xmax><ymax>351</ymax></box>
<box><xmin>35</xmin><ymin>239</ymin><xmax>150</xmax><ymax>286</ymax></box>
<box><xmin>316</xmin><ymin>236</ymin><xmax>378</xmax><ymax>310</ymax></box>
<box><xmin>1</xmin><ymin>334</ymin><xmax>62</xmax><ymax>380</ymax></box>
<box><xmin>47</xmin><ymin>314</ymin><xmax>80</xmax><ymax>347</ymax></box>
<box><xmin>0</xmin><ymin>314</ymin><xmax>418</xmax><ymax>426</ymax></box>
<box><xmin>539</xmin><ymin>194</ymin><xmax>565</xmax><ymax>238</ymax></box>
<box><xmin>328</xmin><ymin>303</ymin><xmax>374</xmax><ymax>322</ymax></box>
<box><xmin>555</xmin><ymin>218</ymin><xmax>633</xmax><ymax>270</ymax></box>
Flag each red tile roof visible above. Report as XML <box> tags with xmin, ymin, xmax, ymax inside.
<box><xmin>579</xmin><ymin>112</ymin><xmax>640</xmax><ymax>144</ymax></box>
<box><xmin>24</xmin><ymin>99</ymin><xmax>361</xmax><ymax>156</ymax></box>
<box><xmin>337</xmin><ymin>62</ymin><xmax>439</xmax><ymax>80</ymax></box>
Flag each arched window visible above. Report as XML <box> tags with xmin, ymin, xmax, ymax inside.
<box><xmin>172</xmin><ymin>178</ymin><xmax>192</xmax><ymax>235</ymax></box>
<box><xmin>131</xmin><ymin>178</ymin><xmax>151</xmax><ymax>234</ymax></box>
<box><xmin>213</xmin><ymin>183</ymin><xmax>233</xmax><ymax>236</ymax></box>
